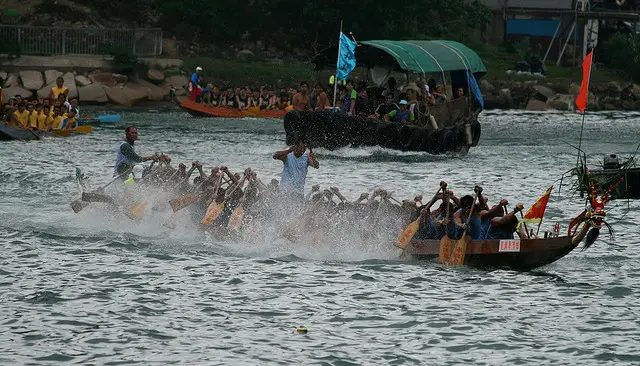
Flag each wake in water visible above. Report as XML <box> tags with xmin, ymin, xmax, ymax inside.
<box><xmin>69</xmin><ymin>161</ymin><xmax>410</xmax><ymax>262</ymax></box>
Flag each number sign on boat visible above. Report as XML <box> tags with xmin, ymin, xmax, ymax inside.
<box><xmin>498</xmin><ymin>240</ymin><xmax>521</xmax><ymax>252</ymax></box>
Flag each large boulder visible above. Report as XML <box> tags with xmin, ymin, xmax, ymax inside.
<box><xmin>61</xmin><ymin>72</ymin><xmax>78</xmax><ymax>100</ymax></box>
<box><xmin>126</xmin><ymin>79</ymin><xmax>168</xmax><ymax>101</ymax></box>
<box><xmin>498</xmin><ymin>88</ymin><xmax>513</xmax><ymax>108</ymax></box>
<box><xmin>479</xmin><ymin>79</ymin><xmax>495</xmax><ymax>94</ymax></box>
<box><xmin>548</xmin><ymin>94</ymin><xmax>574</xmax><ymax>111</ymax></box>
<box><xmin>89</xmin><ymin>72</ymin><xmax>116</xmax><ymax>86</ymax></box>
<box><xmin>75</xmin><ymin>75</ymin><xmax>92</xmax><ymax>87</ymax></box>
<box><xmin>163</xmin><ymin>74</ymin><xmax>188</xmax><ymax>91</ymax></box>
<box><xmin>532</xmin><ymin>85</ymin><xmax>555</xmax><ymax>102</ymax></box>
<box><xmin>104</xmin><ymin>85</ymin><xmax>149</xmax><ymax>106</ymax></box>
<box><xmin>525</xmin><ymin>99</ymin><xmax>551</xmax><ymax>111</ymax></box>
<box><xmin>78</xmin><ymin>84</ymin><xmax>108</xmax><ymax>104</ymax></box>
<box><xmin>0</xmin><ymin>71</ymin><xmax>7</xmax><ymax>83</ymax></box>
<box><xmin>20</xmin><ymin>70</ymin><xmax>44</xmax><ymax>90</ymax></box>
<box><xmin>112</xmin><ymin>73</ymin><xmax>128</xmax><ymax>84</ymax></box>
<box><xmin>147</xmin><ymin>69</ymin><xmax>165</xmax><ymax>84</ymax></box>
<box><xmin>3</xmin><ymin>73</ymin><xmax>20</xmax><ymax>88</ymax></box>
<box><xmin>44</xmin><ymin>70</ymin><xmax>63</xmax><ymax>85</ymax></box>
<box><xmin>1</xmin><ymin>87</ymin><xmax>33</xmax><ymax>103</ymax></box>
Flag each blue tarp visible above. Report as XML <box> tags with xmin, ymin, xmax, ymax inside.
<box><xmin>507</xmin><ymin>19</ymin><xmax>580</xmax><ymax>39</ymax></box>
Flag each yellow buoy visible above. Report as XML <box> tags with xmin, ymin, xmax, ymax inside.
<box><xmin>296</xmin><ymin>326</ymin><xmax>308</xmax><ymax>334</ymax></box>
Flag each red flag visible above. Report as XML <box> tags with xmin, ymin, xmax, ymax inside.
<box><xmin>575</xmin><ymin>51</ymin><xmax>593</xmax><ymax>113</ymax></box>
<box><xmin>518</xmin><ymin>186</ymin><xmax>553</xmax><ymax>232</ymax></box>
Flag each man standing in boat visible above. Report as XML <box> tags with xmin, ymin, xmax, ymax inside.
<box><xmin>272</xmin><ymin>135</ymin><xmax>319</xmax><ymax>201</ymax></box>
<box><xmin>114</xmin><ymin>126</ymin><xmax>159</xmax><ymax>179</ymax></box>
<box><xmin>292</xmin><ymin>81</ymin><xmax>312</xmax><ymax>111</ymax></box>
<box><xmin>188</xmin><ymin>66</ymin><xmax>204</xmax><ymax>102</ymax></box>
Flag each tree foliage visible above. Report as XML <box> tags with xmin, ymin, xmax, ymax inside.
<box><xmin>155</xmin><ymin>0</ymin><xmax>492</xmax><ymax>53</ymax></box>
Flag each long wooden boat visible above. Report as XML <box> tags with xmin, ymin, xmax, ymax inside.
<box><xmin>179</xmin><ymin>99</ymin><xmax>288</xmax><ymax>119</ymax></box>
<box><xmin>405</xmin><ymin>236</ymin><xmax>577</xmax><ymax>271</ymax></box>
<box><xmin>0</xmin><ymin>122</ymin><xmax>43</xmax><ymax>141</ymax></box>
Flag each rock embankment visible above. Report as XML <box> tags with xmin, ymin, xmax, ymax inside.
<box><xmin>1</xmin><ymin>69</ymin><xmax>189</xmax><ymax>106</ymax></box>
<box><xmin>481</xmin><ymin>79</ymin><xmax>640</xmax><ymax>111</ymax></box>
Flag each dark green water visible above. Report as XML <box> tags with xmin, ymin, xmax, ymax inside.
<box><xmin>1</xmin><ymin>109</ymin><xmax>639</xmax><ymax>365</ymax></box>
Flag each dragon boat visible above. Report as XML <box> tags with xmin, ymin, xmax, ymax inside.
<box><xmin>285</xmin><ymin>40</ymin><xmax>485</xmax><ymax>154</ymax></box>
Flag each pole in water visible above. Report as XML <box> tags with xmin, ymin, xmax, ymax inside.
<box><xmin>332</xmin><ymin>20</ymin><xmax>343</xmax><ymax>110</ymax></box>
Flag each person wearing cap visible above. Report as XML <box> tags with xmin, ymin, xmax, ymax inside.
<box><xmin>384</xmin><ymin>100</ymin><xmax>414</xmax><ymax>123</ymax></box>
<box><xmin>188</xmin><ymin>66</ymin><xmax>204</xmax><ymax>102</ymax></box>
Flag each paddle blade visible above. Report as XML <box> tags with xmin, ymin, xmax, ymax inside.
<box><xmin>170</xmin><ymin>192</ymin><xmax>201</xmax><ymax>212</ymax></box>
<box><xmin>200</xmin><ymin>202</ymin><xmax>225</xmax><ymax>225</ymax></box>
<box><xmin>437</xmin><ymin>235</ymin><xmax>452</xmax><ymax>264</ymax></box>
<box><xmin>448</xmin><ymin>235</ymin><xmax>470</xmax><ymax>266</ymax></box>
<box><xmin>394</xmin><ymin>219</ymin><xmax>420</xmax><ymax>249</ymax></box>
<box><xmin>128</xmin><ymin>199</ymin><xmax>148</xmax><ymax>219</ymax></box>
<box><xmin>82</xmin><ymin>192</ymin><xmax>114</xmax><ymax>204</ymax></box>
<box><xmin>70</xmin><ymin>199</ymin><xmax>89</xmax><ymax>213</ymax></box>
<box><xmin>227</xmin><ymin>206</ymin><xmax>245</xmax><ymax>230</ymax></box>
<box><xmin>52</xmin><ymin>130</ymin><xmax>71</xmax><ymax>137</ymax></box>
<box><xmin>74</xmin><ymin>125</ymin><xmax>93</xmax><ymax>134</ymax></box>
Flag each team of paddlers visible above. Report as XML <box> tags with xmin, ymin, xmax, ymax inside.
<box><xmin>78</xmin><ymin>126</ymin><xmax>540</xmax><ymax>246</ymax></box>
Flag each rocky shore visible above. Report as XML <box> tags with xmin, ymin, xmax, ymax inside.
<box><xmin>1</xmin><ymin>68</ymin><xmax>189</xmax><ymax>106</ymax></box>
<box><xmin>480</xmin><ymin>79</ymin><xmax>640</xmax><ymax>112</ymax></box>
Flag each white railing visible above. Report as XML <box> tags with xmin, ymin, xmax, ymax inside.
<box><xmin>0</xmin><ymin>25</ymin><xmax>163</xmax><ymax>56</ymax></box>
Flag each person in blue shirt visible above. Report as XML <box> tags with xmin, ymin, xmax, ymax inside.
<box><xmin>189</xmin><ymin>66</ymin><xmax>204</xmax><ymax>101</ymax></box>
<box><xmin>272</xmin><ymin>135</ymin><xmax>320</xmax><ymax>201</ymax></box>
<box><xmin>384</xmin><ymin>100</ymin><xmax>415</xmax><ymax>123</ymax></box>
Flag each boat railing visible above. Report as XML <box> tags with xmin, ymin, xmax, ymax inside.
<box><xmin>0</xmin><ymin>25</ymin><xmax>163</xmax><ymax>56</ymax></box>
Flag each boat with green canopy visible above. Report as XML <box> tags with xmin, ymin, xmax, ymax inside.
<box><xmin>284</xmin><ymin>39</ymin><xmax>486</xmax><ymax>154</ymax></box>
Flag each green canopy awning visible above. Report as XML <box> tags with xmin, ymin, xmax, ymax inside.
<box><xmin>314</xmin><ymin>39</ymin><xmax>486</xmax><ymax>75</ymax></box>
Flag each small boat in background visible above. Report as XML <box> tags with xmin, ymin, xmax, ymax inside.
<box><xmin>77</xmin><ymin>114</ymin><xmax>122</xmax><ymax>125</ymax></box>
<box><xmin>179</xmin><ymin>99</ymin><xmax>288</xmax><ymax>119</ymax></box>
<box><xmin>581</xmin><ymin>154</ymin><xmax>639</xmax><ymax>200</ymax></box>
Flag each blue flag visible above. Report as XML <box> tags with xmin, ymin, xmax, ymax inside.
<box><xmin>336</xmin><ymin>33</ymin><xmax>356</xmax><ymax>80</ymax></box>
<box><xmin>467</xmin><ymin>71</ymin><xmax>484</xmax><ymax>111</ymax></box>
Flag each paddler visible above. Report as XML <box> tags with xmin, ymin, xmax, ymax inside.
<box><xmin>113</xmin><ymin>126</ymin><xmax>159</xmax><ymax>179</ymax></box>
<box><xmin>272</xmin><ymin>135</ymin><xmax>319</xmax><ymax>202</ymax></box>
<box><xmin>47</xmin><ymin>77</ymin><xmax>69</xmax><ymax>102</ymax></box>
<box><xmin>292</xmin><ymin>81</ymin><xmax>312</xmax><ymax>111</ymax></box>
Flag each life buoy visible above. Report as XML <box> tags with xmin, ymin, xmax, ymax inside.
<box><xmin>376</xmin><ymin>122</ymin><xmax>401</xmax><ymax>149</ymax></box>
<box><xmin>438</xmin><ymin>129</ymin><xmax>455</xmax><ymax>154</ymax></box>
<box><xmin>616</xmin><ymin>0</ymin><xmax>626</xmax><ymax>6</ymax></box>
<box><xmin>399</xmin><ymin>125</ymin><xmax>413</xmax><ymax>147</ymax></box>
<box><xmin>422</xmin><ymin>129</ymin><xmax>440</xmax><ymax>154</ymax></box>
<box><xmin>404</xmin><ymin>127</ymin><xmax>427</xmax><ymax>151</ymax></box>
<box><xmin>429</xmin><ymin>115</ymin><xmax>438</xmax><ymax>130</ymax></box>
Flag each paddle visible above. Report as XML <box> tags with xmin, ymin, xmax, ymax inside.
<box><xmin>74</xmin><ymin>125</ymin><xmax>92</xmax><ymax>134</ymax></box>
<box><xmin>447</xmin><ymin>189</ymin><xmax>480</xmax><ymax>266</ymax></box>
<box><xmin>437</xmin><ymin>190</ymin><xmax>454</xmax><ymax>264</ymax></box>
<box><xmin>70</xmin><ymin>167</ymin><xmax>90</xmax><ymax>213</ymax></box>
<box><xmin>396</xmin><ymin>182</ymin><xmax>445</xmax><ymax>250</ymax></box>
<box><xmin>283</xmin><ymin>197</ymin><xmax>325</xmax><ymax>242</ymax></box>
<box><xmin>226</xmin><ymin>169</ymin><xmax>256</xmax><ymax>230</ymax></box>
<box><xmin>127</xmin><ymin>156</ymin><xmax>172</xmax><ymax>219</ymax></box>
<box><xmin>73</xmin><ymin>166</ymin><xmax>133</xmax><ymax>212</ymax></box>
<box><xmin>199</xmin><ymin>172</ymin><xmax>228</xmax><ymax>225</ymax></box>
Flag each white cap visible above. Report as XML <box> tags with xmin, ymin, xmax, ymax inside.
<box><xmin>196</xmin><ymin>66</ymin><xmax>203</xmax><ymax>71</ymax></box>
<box><xmin>399</xmin><ymin>99</ymin><xmax>408</xmax><ymax>105</ymax></box>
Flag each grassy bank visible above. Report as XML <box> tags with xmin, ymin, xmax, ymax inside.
<box><xmin>178</xmin><ymin>46</ymin><xmax>628</xmax><ymax>88</ymax></box>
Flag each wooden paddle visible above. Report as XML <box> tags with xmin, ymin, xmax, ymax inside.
<box><xmin>437</xmin><ymin>187</ymin><xmax>454</xmax><ymax>264</ymax></box>
<box><xmin>127</xmin><ymin>157</ymin><xmax>173</xmax><ymax>219</ymax></box>
<box><xmin>396</xmin><ymin>183</ymin><xmax>445</xmax><ymax>250</ymax></box>
<box><xmin>447</xmin><ymin>190</ymin><xmax>479</xmax><ymax>266</ymax></box>
<box><xmin>199</xmin><ymin>172</ymin><xmax>231</xmax><ymax>225</ymax></box>
<box><xmin>73</xmin><ymin>167</ymin><xmax>133</xmax><ymax>212</ymax></box>
<box><xmin>73</xmin><ymin>125</ymin><xmax>92</xmax><ymax>134</ymax></box>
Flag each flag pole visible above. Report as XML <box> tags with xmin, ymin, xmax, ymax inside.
<box><xmin>332</xmin><ymin>20</ymin><xmax>343</xmax><ymax>110</ymax></box>
<box><xmin>576</xmin><ymin>50</ymin><xmax>594</xmax><ymax>166</ymax></box>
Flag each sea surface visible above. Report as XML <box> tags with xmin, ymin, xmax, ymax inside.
<box><xmin>1</xmin><ymin>108</ymin><xmax>639</xmax><ymax>365</ymax></box>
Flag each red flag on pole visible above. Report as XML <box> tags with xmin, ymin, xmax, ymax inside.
<box><xmin>575</xmin><ymin>51</ymin><xmax>594</xmax><ymax>113</ymax></box>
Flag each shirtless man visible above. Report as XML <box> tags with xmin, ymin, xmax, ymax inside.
<box><xmin>314</xmin><ymin>84</ymin><xmax>331</xmax><ymax>110</ymax></box>
<box><xmin>292</xmin><ymin>81</ymin><xmax>311</xmax><ymax>111</ymax></box>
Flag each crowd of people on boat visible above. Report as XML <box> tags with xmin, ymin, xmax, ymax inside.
<box><xmin>186</xmin><ymin>66</ymin><xmax>467</xmax><ymax>124</ymax></box>
<box><xmin>96</xmin><ymin>126</ymin><xmax>534</xmax><ymax>245</ymax></box>
<box><xmin>0</xmin><ymin>76</ymin><xmax>80</xmax><ymax>132</ymax></box>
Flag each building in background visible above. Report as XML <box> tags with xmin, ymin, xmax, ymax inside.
<box><xmin>479</xmin><ymin>0</ymin><xmax>640</xmax><ymax>65</ymax></box>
